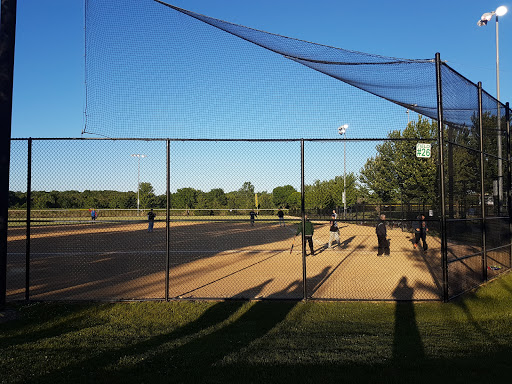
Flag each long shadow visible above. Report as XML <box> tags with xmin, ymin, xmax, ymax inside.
<box><xmin>0</xmin><ymin>302</ymin><xmax>108</xmax><ymax>346</ymax></box>
<box><xmin>7</xmin><ymin>220</ymin><xmax>299</xmax><ymax>301</ymax></box>
<box><xmin>106</xmin><ymin>300</ymin><xmax>297</xmax><ymax>382</ymax></box>
<box><xmin>32</xmin><ymin>281</ymin><xmax>276</xmax><ymax>383</ymax></box>
<box><xmin>391</xmin><ymin>277</ymin><xmax>425</xmax><ymax>364</ymax></box>
<box><xmin>416</xmin><ymin>247</ymin><xmax>443</xmax><ymax>296</ymax></box>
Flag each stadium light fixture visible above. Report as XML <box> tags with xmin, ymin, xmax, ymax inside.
<box><xmin>338</xmin><ymin>124</ymin><xmax>349</xmax><ymax>219</ymax></box>
<box><xmin>131</xmin><ymin>154</ymin><xmax>147</xmax><ymax>215</ymax></box>
<box><xmin>477</xmin><ymin>5</ymin><xmax>507</xmax><ymax>213</ymax></box>
<box><xmin>496</xmin><ymin>6</ymin><xmax>508</xmax><ymax>16</ymax></box>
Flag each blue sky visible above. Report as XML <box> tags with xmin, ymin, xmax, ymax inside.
<box><xmin>9</xmin><ymin>0</ymin><xmax>512</xmax><ymax>195</ymax></box>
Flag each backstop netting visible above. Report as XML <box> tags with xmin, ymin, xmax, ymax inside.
<box><xmin>84</xmin><ymin>0</ymin><xmax>509</xmax><ymax>140</ymax></box>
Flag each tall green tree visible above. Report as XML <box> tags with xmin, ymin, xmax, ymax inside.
<box><xmin>139</xmin><ymin>182</ymin><xmax>156</xmax><ymax>209</ymax></box>
<box><xmin>236</xmin><ymin>182</ymin><xmax>256</xmax><ymax>208</ymax></box>
<box><xmin>272</xmin><ymin>185</ymin><xmax>296</xmax><ymax>208</ymax></box>
<box><xmin>360</xmin><ymin>117</ymin><xmax>437</xmax><ymax>204</ymax></box>
<box><xmin>207</xmin><ymin>188</ymin><xmax>228</xmax><ymax>208</ymax></box>
<box><xmin>173</xmin><ymin>188</ymin><xmax>197</xmax><ymax>209</ymax></box>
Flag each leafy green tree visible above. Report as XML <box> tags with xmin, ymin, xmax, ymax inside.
<box><xmin>207</xmin><ymin>188</ymin><xmax>228</xmax><ymax>208</ymax></box>
<box><xmin>328</xmin><ymin>174</ymin><xmax>359</xmax><ymax>207</ymax></box>
<box><xmin>360</xmin><ymin>117</ymin><xmax>437</xmax><ymax>204</ymax></box>
<box><xmin>174</xmin><ymin>187</ymin><xmax>197</xmax><ymax>209</ymax></box>
<box><xmin>32</xmin><ymin>191</ymin><xmax>58</xmax><ymax>209</ymax></box>
<box><xmin>9</xmin><ymin>191</ymin><xmax>26</xmax><ymax>208</ymax></box>
<box><xmin>139</xmin><ymin>182</ymin><xmax>156</xmax><ymax>209</ymax></box>
<box><xmin>272</xmin><ymin>185</ymin><xmax>296</xmax><ymax>208</ymax></box>
<box><xmin>236</xmin><ymin>182</ymin><xmax>256</xmax><ymax>208</ymax></box>
<box><xmin>288</xmin><ymin>192</ymin><xmax>301</xmax><ymax>209</ymax></box>
<box><xmin>257</xmin><ymin>191</ymin><xmax>273</xmax><ymax>209</ymax></box>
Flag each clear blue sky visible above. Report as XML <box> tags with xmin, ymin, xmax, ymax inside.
<box><xmin>9</xmin><ymin>0</ymin><xmax>512</xmax><ymax>195</ymax></box>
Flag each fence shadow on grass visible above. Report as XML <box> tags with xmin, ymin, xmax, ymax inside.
<box><xmin>31</xmin><ymin>280</ymin><xmax>298</xmax><ymax>383</ymax></box>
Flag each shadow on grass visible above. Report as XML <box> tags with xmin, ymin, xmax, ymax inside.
<box><xmin>26</xmin><ymin>282</ymin><xmax>296</xmax><ymax>383</ymax></box>
<box><xmin>107</xmin><ymin>300</ymin><xmax>298</xmax><ymax>383</ymax></box>
<box><xmin>4</xmin><ymin>292</ymin><xmax>512</xmax><ymax>384</ymax></box>
<box><xmin>392</xmin><ymin>277</ymin><xmax>425</xmax><ymax>363</ymax></box>
<box><xmin>0</xmin><ymin>302</ymin><xmax>108</xmax><ymax>346</ymax></box>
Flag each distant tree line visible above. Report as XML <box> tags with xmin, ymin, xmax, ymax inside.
<box><xmin>8</xmin><ymin>178</ymin><xmax>366</xmax><ymax>212</ymax></box>
<box><xmin>10</xmin><ymin>118</ymin><xmax>493</xmax><ymax>214</ymax></box>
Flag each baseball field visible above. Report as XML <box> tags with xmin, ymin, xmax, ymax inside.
<box><xmin>6</xmin><ymin>214</ymin><xmax>458</xmax><ymax>301</ymax></box>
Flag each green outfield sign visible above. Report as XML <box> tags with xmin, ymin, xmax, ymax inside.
<box><xmin>416</xmin><ymin>143</ymin><xmax>431</xmax><ymax>158</ymax></box>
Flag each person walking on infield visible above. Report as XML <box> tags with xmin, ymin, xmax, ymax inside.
<box><xmin>147</xmin><ymin>209</ymin><xmax>156</xmax><ymax>232</ymax></box>
<box><xmin>328</xmin><ymin>212</ymin><xmax>340</xmax><ymax>248</ymax></box>
<box><xmin>413</xmin><ymin>214</ymin><xmax>428</xmax><ymax>250</ymax></box>
<box><xmin>277</xmin><ymin>208</ymin><xmax>285</xmax><ymax>227</ymax></box>
<box><xmin>376</xmin><ymin>214</ymin><xmax>389</xmax><ymax>256</ymax></box>
<box><xmin>249</xmin><ymin>209</ymin><xmax>258</xmax><ymax>226</ymax></box>
<box><xmin>296</xmin><ymin>215</ymin><xmax>315</xmax><ymax>256</ymax></box>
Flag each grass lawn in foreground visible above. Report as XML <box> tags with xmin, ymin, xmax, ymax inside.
<box><xmin>1</xmin><ymin>272</ymin><xmax>512</xmax><ymax>384</ymax></box>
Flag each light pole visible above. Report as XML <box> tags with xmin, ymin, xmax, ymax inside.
<box><xmin>131</xmin><ymin>154</ymin><xmax>146</xmax><ymax>215</ymax></box>
<box><xmin>338</xmin><ymin>124</ymin><xmax>349</xmax><ymax>219</ymax></box>
<box><xmin>478</xmin><ymin>5</ymin><xmax>507</xmax><ymax>213</ymax></box>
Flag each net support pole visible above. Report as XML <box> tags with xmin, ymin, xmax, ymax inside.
<box><xmin>478</xmin><ymin>82</ymin><xmax>488</xmax><ymax>281</ymax></box>
<box><xmin>435</xmin><ymin>53</ymin><xmax>449</xmax><ymax>302</ymax></box>
<box><xmin>0</xmin><ymin>0</ymin><xmax>17</xmax><ymax>309</ymax></box>
<box><xmin>301</xmin><ymin>139</ymin><xmax>307</xmax><ymax>300</ymax></box>
<box><xmin>25</xmin><ymin>138</ymin><xmax>32</xmax><ymax>300</ymax></box>
<box><xmin>505</xmin><ymin>103</ymin><xmax>511</xmax><ymax>268</ymax></box>
<box><xmin>165</xmin><ymin>139</ymin><xmax>170</xmax><ymax>301</ymax></box>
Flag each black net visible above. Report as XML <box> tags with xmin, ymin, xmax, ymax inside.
<box><xmin>84</xmin><ymin>0</ymin><xmax>511</xmax><ymax>139</ymax></box>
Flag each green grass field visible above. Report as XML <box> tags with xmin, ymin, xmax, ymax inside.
<box><xmin>1</xmin><ymin>272</ymin><xmax>512</xmax><ymax>384</ymax></box>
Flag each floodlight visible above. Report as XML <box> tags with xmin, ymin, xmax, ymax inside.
<box><xmin>478</xmin><ymin>12</ymin><xmax>492</xmax><ymax>26</ymax></box>
<box><xmin>496</xmin><ymin>6</ymin><xmax>508</xmax><ymax>16</ymax></box>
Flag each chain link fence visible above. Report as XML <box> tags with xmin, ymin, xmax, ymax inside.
<box><xmin>7</xmin><ymin>135</ymin><xmax>511</xmax><ymax>302</ymax></box>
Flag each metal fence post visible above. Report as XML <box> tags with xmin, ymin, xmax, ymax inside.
<box><xmin>478</xmin><ymin>82</ymin><xmax>487</xmax><ymax>281</ymax></box>
<box><xmin>505</xmin><ymin>103</ymin><xmax>511</xmax><ymax>268</ymax></box>
<box><xmin>0</xmin><ymin>0</ymin><xmax>17</xmax><ymax>310</ymax></box>
<box><xmin>166</xmin><ymin>139</ymin><xmax>170</xmax><ymax>301</ymax></box>
<box><xmin>435</xmin><ymin>53</ymin><xmax>449</xmax><ymax>302</ymax></box>
<box><xmin>25</xmin><ymin>138</ymin><xmax>32</xmax><ymax>300</ymax></box>
<box><xmin>301</xmin><ymin>139</ymin><xmax>307</xmax><ymax>300</ymax></box>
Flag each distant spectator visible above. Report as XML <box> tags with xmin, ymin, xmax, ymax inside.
<box><xmin>147</xmin><ymin>209</ymin><xmax>156</xmax><ymax>232</ymax></box>
<box><xmin>249</xmin><ymin>209</ymin><xmax>258</xmax><ymax>226</ymax></box>
<box><xmin>277</xmin><ymin>208</ymin><xmax>285</xmax><ymax>227</ymax></box>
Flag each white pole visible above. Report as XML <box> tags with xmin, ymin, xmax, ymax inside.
<box><xmin>343</xmin><ymin>132</ymin><xmax>347</xmax><ymax>219</ymax></box>
<box><xmin>338</xmin><ymin>124</ymin><xmax>349</xmax><ymax>219</ymax></box>
<box><xmin>496</xmin><ymin>15</ymin><xmax>503</xmax><ymax>213</ymax></box>
<box><xmin>137</xmin><ymin>156</ymin><xmax>140</xmax><ymax>215</ymax></box>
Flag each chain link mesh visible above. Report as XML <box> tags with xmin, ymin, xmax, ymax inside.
<box><xmin>8</xmin><ymin>136</ymin><xmax>510</xmax><ymax>301</ymax></box>
<box><xmin>6</xmin><ymin>0</ymin><xmax>512</xmax><ymax>302</ymax></box>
